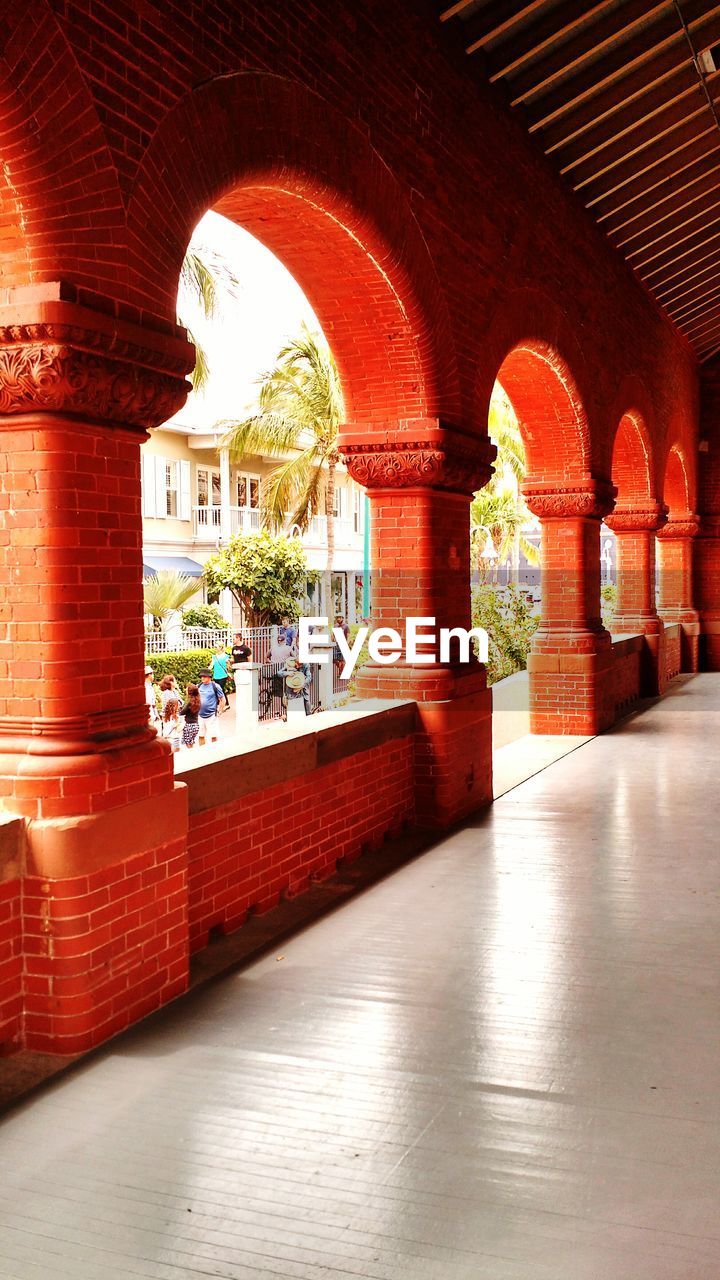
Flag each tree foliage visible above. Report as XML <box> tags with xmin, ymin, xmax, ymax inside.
<box><xmin>203</xmin><ymin>529</ymin><xmax>310</xmax><ymax>626</ymax></box>
<box><xmin>178</xmin><ymin>245</ymin><xmax>240</xmax><ymax>392</ymax></box>
<box><xmin>220</xmin><ymin>324</ymin><xmax>343</xmax><ymax>568</ymax></box>
<box><xmin>143</xmin><ymin>571</ymin><xmax>200</xmax><ymax>631</ymax></box>
<box><xmin>181</xmin><ymin>603</ymin><xmax>228</xmax><ymax>630</ymax></box>
<box><xmin>471</xmin><ymin>583</ymin><xmax>539</xmax><ymax>685</ymax></box>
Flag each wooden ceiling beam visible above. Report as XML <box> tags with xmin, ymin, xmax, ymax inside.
<box><xmin>654</xmin><ymin>255</ymin><xmax>720</xmax><ymax>307</ymax></box>
<box><xmin>439</xmin><ymin>0</ymin><xmax>477</xmax><ymax>20</ymax></box>
<box><xmin>641</xmin><ymin>220</ymin><xmax>720</xmax><ymax>282</ymax></box>
<box><xmin>590</xmin><ymin>133</ymin><xmax>720</xmax><ymax>221</ymax></box>
<box><xmin>680</xmin><ymin>309</ymin><xmax>720</xmax><ymax>341</ymax></box>
<box><xmin>567</xmin><ymin>92</ymin><xmax>709</xmax><ymax>190</ymax></box>
<box><xmin>670</xmin><ymin>281</ymin><xmax>720</xmax><ymax>324</ymax></box>
<box><xmin>610</xmin><ymin>162</ymin><xmax>720</xmax><ymax>246</ymax></box>
<box><xmin>485</xmin><ymin>0</ymin><xmax>618</xmax><ymax>82</ymax></box>
<box><xmin>580</xmin><ymin>120</ymin><xmax>715</xmax><ymax>206</ymax></box>
<box><xmin>501</xmin><ymin>0</ymin><xmax>668</xmax><ymax>101</ymax></box>
<box><xmin>460</xmin><ymin>1</ymin><xmax>549</xmax><ymax>51</ymax></box>
<box><xmin>624</xmin><ymin>194</ymin><xmax>720</xmax><ymax>265</ymax></box>
<box><xmin>524</xmin><ymin>1</ymin><xmax>720</xmax><ymax>129</ymax></box>
<box><xmin>544</xmin><ymin>61</ymin><xmax>698</xmax><ymax>160</ymax></box>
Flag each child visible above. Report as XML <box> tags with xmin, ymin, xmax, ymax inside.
<box><xmin>180</xmin><ymin>683</ymin><xmax>201</xmax><ymax>749</ymax></box>
<box><xmin>161</xmin><ymin>696</ymin><xmax>182</xmax><ymax>753</ymax></box>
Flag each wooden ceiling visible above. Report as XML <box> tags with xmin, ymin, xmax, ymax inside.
<box><xmin>439</xmin><ymin>0</ymin><xmax>720</xmax><ymax>361</ymax></box>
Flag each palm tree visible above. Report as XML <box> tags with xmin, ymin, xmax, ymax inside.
<box><xmin>471</xmin><ymin>485</ymin><xmax>539</xmax><ymax>575</ymax></box>
<box><xmin>473</xmin><ymin>386</ymin><xmax>538</xmax><ymax>579</ymax></box>
<box><xmin>220</xmin><ymin>324</ymin><xmax>344</xmax><ymax>574</ymax></box>
<box><xmin>143</xmin><ymin>570</ymin><xmax>201</xmax><ymax>633</ymax></box>
<box><xmin>178</xmin><ymin>246</ymin><xmax>239</xmax><ymax>392</ymax></box>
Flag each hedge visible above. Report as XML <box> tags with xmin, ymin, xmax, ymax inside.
<box><xmin>144</xmin><ymin>648</ymin><xmax>235</xmax><ymax>694</ymax></box>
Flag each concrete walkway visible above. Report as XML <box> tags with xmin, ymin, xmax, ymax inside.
<box><xmin>0</xmin><ymin>676</ymin><xmax>718</xmax><ymax>1279</ymax></box>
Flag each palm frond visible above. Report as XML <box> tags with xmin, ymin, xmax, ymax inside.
<box><xmin>143</xmin><ymin>571</ymin><xmax>200</xmax><ymax>630</ymax></box>
<box><xmin>180</xmin><ymin>246</ymin><xmax>240</xmax><ymax>319</ymax></box>
<box><xmin>182</xmin><ymin>321</ymin><xmax>211</xmax><ymax>392</ymax></box>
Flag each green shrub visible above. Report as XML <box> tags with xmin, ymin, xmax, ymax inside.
<box><xmin>144</xmin><ymin>648</ymin><xmax>235</xmax><ymax>694</ymax></box>
<box><xmin>601</xmin><ymin>582</ymin><xmax>617</xmax><ymax>631</ymax></box>
<box><xmin>471</xmin><ymin>583</ymin><xmax>539</xmax><ymax>685</ymax></box>
<box><xmin>181</xmin><ymin>604</ymin><xmax>228</xmax><ymax>630</ymax></box>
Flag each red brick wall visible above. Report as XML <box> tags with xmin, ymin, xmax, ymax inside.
<box><xmin>612</xmin><ymin>636</ymin><xmax>643</xmax><ymax>716</ymax></box>
<box><xmin>186</xmin><ymin>736</ymin><xmax>414</xmax><ymax>954</ymax></box>
<box><xmin>0</xmin><ymin>877</ymin><xmax>22</xmax><ymax>1052</ymax></box>
<box><xmin>664</xmin><ymin>625</ymin><xmax>681</xmax><ymax>682</ymax></box>
<box><xmin>21</xmin><ymin>839</ymin><xmax>188</xmax><ymax>1055</ymax></box>
<box><xmin>0</xmin><ymin>0</ymin><xmax>698</xmax><ymax>467</ymax></box>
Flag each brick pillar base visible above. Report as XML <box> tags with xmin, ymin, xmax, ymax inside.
<box><xmin>524</xmin><ymin>480</ymin><xmax>616</xmax><ymax>734</ymax></box>
<box><xmin>340</xmin><ymin>421</ymin><xmax>495</xmax><ymax>827</ymax></box>
<box><xmin>657</xmin><ymin>517</ymin><xmax>701</xmax><ymax>673</ymax></box>
<box><xmin>605</xmin><ymin>503</ymin><xmax>667</xmax><ymax>695</ymax></box>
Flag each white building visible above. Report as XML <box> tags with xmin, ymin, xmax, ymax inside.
<box><xmin>141</xmin><ymin>419</ymin><xmax>367</xmax><ymax>626</ymax></box>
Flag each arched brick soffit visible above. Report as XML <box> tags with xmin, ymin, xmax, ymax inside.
<box><xmin>477</xmin><ymin>290</ymin><xmax>592</xmax><ymax>486</ymax></box>
<box><xmin>0</xmin><ymin>0</ymin><xmax>124</xmax><ymax>293</ymax></box>
<box><xmin>126</xmin><ymin>72</ymin><xmax>460</xmax><ymax>427</ymax></box>
<box><xmin>607</xmin><ymin>377</ymin><xmax>657</xmax><ymax>506</ymax></box>
<box><xmin>663</xmin><ymin>444</ymin><xmax>693</xmax><ymax>517</ymax></box>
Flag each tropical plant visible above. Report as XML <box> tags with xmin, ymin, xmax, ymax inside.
<box><xmin>472</xmin><ymin>386</ymin><xmax>539</xmax><ymax>582</ymax></box>
<box><xmin>178</xmin><ymin>245</ymin><xmax>239</xmax><ymax>392</ymax></box>
<box><xmin>471</xmin><ymin>583</ymin><xmax>539</xmax><ymax>684</ymax></box>
<box><xmin>471</xmin><ymin>484</ymin><xmax>540</xmax><ymax>576</ymax></box>
<box><xmin>219</xmin><ymin>324</ymin><xmax>344</xmax><ymax>571</ymax></box>
<box><xmin>203</xmin><ymin>529</ymin><xmax>310</xmax><ymax>626</ymax></box>
<box><xmin>181</xmin><ymin>603</ymin><xmax>228</xmax><ymax>630</ymax></box>
<box><xmin>143</xmin><ymin>571</ymin><xmax>201</xmax><ymax>632</ymax></box>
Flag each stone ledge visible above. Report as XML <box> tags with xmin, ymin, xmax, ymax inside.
<box><xmin>176</xmin><ymin>701</ymin><xmax>418</xmax><ymax>815</ymax></box>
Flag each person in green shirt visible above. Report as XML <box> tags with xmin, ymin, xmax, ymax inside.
<box><xmin>210</xmin><ymin>645</ymin><xmax>230</xmax><ymax>699</ymax></box>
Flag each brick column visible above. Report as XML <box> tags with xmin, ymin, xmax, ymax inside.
<box><xmin>0</xmin><ymin>285</ymin><xmax>193</xmax><ymax>1054</ymax></box>
<box><xmin>340</xmin><ymin>421</ymin><xmax>496</xmax><ymax>827</ymax></box>
<box><xmin>604</xmin><ymin>503</ymin><xmax>667</xmax><ymax>695</ymax></box>
<box><xmin>657</xmin><ymin>517</ymin><xmax>701</xmax><ymax>672</ymax></box>
<box><xmin>523</xmin><ymin>480</ymin><xmax>616</xmax><ymax>735</ymax></box>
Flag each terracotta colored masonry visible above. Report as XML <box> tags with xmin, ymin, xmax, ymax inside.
<box><xmin>184</xmin><ymin>713</ymin><xmax>416</xmax><ymax>955</ymax></box>
<box><xmin>605</xmin><ymin>503</ymin><xmax>668</xmax><ymax>697</ymax></box>
<box><xmin>522</xmin><ymin>483</ymin><xmax>617</xmax><ymax>736</ymax></box>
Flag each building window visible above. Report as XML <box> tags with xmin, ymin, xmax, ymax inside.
<box><xmin>237</xmin><ymin>473</ymin><xmax>260</xmax><ymax>508</ymax></box>
<box><xmin>353</xmin><ymin>487</ymin><xmax>364</xmax><ymax>534</ymax></box>
<box><xmin>165</xmin><ymin>461</ymin><xmax>178</xmax><ymax>517</ymax></box>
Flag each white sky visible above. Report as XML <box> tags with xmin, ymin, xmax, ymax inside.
<box><xmin>174</xmin><ymin>210</ymin><xmax>321</xmax><ymax>430</ymax></box>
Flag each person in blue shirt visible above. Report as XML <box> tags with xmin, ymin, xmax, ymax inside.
<box><xmin>197</xmin><ymin>668</ymin><xmax>228</xmax><ymax>744</ymax></box>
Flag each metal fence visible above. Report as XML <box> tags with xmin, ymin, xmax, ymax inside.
<box><xmin>257</xmin><ymin>661</ymin><xmax>320</xmax><ymax>723</ymax></box>
<box><xmin>144</xmin><ymin>624</ymin><xmax>274</xmax><ymax>656</ymax></box>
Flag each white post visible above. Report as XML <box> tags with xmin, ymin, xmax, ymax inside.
<box><xmin>235</xmin><ymin>663</ymin><xmax>258</xmax><ymax>729</ymax></box>
<box><xmin>165</xmin><ymin>609</ymin><xmax>183</xmax><ymax>651</ymax></box>
<box><xmin>219</xmin><ymin>588</ymin><xmax>234</xmax><ymax>625</ymax></box>
<box><xmin>219</xmin><ymin>447</ymin><xmax>232</xmax><ymax>545</ymax></box>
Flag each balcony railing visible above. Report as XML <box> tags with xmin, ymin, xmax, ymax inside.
<box><xmin>193</xmin><ymin>506</ymin><xmax>261</xmax><ymax>541</ymax></box>
<box><xmin>192</xmin><ymin>506</ymin><xmax>362</xmax><ymax>548</ymax></box>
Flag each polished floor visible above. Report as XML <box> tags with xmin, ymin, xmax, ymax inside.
<box><xmin>1</xmin><ymin>675</ymin><xmax>718</xmax><ymax>1279</ymax></box>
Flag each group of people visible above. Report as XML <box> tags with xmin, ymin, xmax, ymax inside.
<box><xmin>144</xmin><ymin>665</ymin><xmax>230</xmax><ymax>750</ymax></box>
<box><xmin>143</xmin><ymin>615</ymin><xmax>353</xmax><ymax>750</ymax></box>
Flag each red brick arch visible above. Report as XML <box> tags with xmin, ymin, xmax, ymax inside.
<box><xmin>479</xmin><ymin>290</ymin><xmax>592</xmax><ymax>484</ymax></box>
<box><xmin>611</xmin><ymin>412</ymin><xmax>655</xmax><ymax>505</ymax></box>
<box><xmin>126</xmin><ymin>73</ymin><xmax>459</xmax><ymax>427</ymax></box>
<box><xmin>0</xmin><ymin>1</ymin><xmax>124</xmax><ymax>293</ymax></box>
<box><xmin>663</xmin><ymin>444</ymin><xmax>692</xmax><ymax>518</ymax></box>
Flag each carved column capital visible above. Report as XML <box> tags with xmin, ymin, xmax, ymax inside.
<box><xmin>339</xmin><ymin>420</ymin><xmax>496</xmax><ymax>495</ymax></box>
<box><xmin>522</xmin><ymin>478</ymin><xmax>617</xmax><ymax>521</ymax></box>
<box><xmin>657</xmin><ymin>515</ymin><xmax>701</xmax><ymax>540</ymax></box>
<box><xmin>0</xmin><ymin>289</ymin><xmax>193</xmax><ymax>430</ymax></box>
<box><xmin>605</xmin><ymin>501</ymin><xmax>668</xmax><ymax>533</ymax></box>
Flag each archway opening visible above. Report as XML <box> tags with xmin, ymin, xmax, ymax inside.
<box><xmin>604</xmin><ymin>411</ymin><xmax>655</xmax><ymax>631</ymax></box>
<box><xmin>479</xmin><ymin>342</ymin><xmax>595</xmax><ymax>753</ymax></box>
